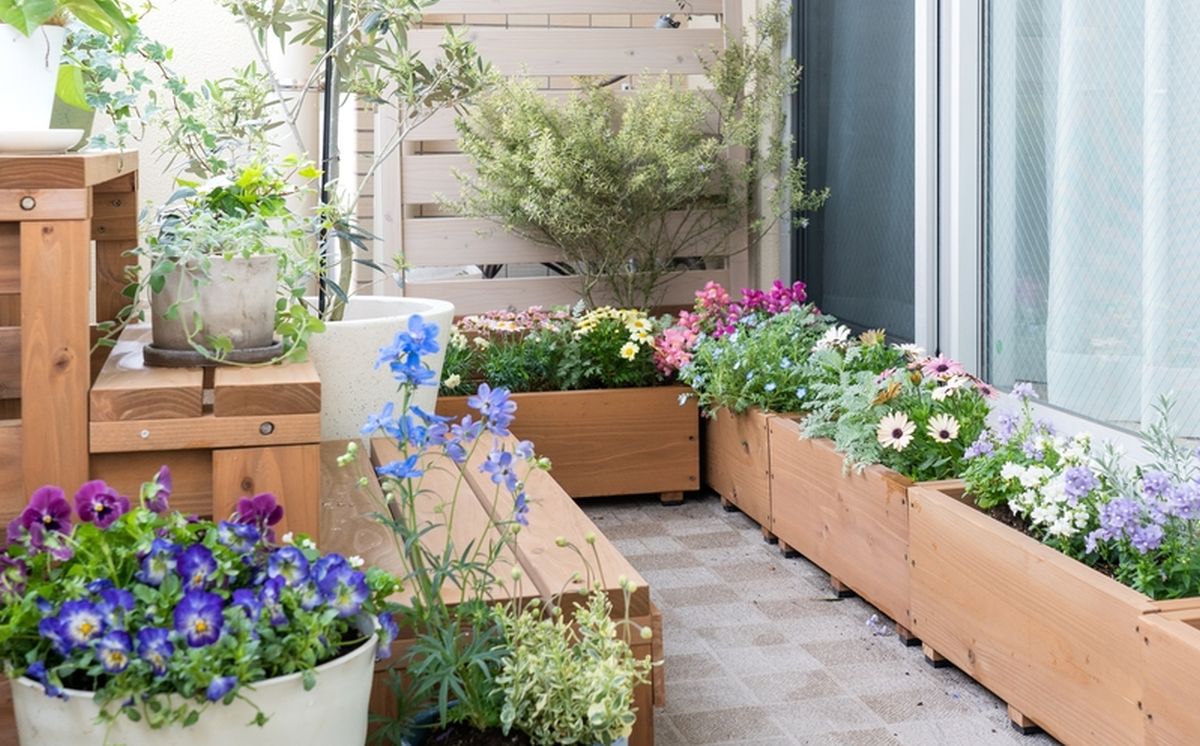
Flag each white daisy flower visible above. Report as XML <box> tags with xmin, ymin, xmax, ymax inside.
<box><xmin>876</xmin><ymin>411</ymin><xmax>915</xmax><ymax>451</ymax></box>
<box><xmin>893</xmin><ymin>343</ymin><xmax>926</xmax><ymax>359</ymax></box>
<box><xmin>619</xmin><ymin>342</ymin><xmax>639</xmax><ymax>361</ymax></box>
<box><xmin>931</xmin><ymin>385</ymin><xmax>955</xmax><ymax>402</ymax></box>
<box><xmin>813</xmin><ymin>325</ymin><xmax>852</xmax><ymax>352</ymax></box>
<box><xmin>926</xmin><ymin>414</ymin><xmax>960</xmax><ymax>443</ymax></box>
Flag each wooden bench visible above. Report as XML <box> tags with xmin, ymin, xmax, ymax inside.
<box><xmin>319</xmin><ymin>438</ymin><xmax>665</xmax><ymax>746</ymax></box>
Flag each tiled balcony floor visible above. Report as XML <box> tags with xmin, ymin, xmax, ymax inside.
<box><xmin>581</xmin><ymin>493</ymin><xmax>1060</xmax><ymax>746</ymax></box>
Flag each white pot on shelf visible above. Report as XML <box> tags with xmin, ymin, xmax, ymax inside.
<box><xmin>12</xmin><ymin>637</ymin><xmax>377</xmax><ymax>746</ymax></box>
<box><xmin>0</xmin><ymin>25</ymin><xmax>66</xmax><ymax>132</ymax></box>
<box><xmin>306</xmin><ymin>296</ymin><xmax>455</xmax><ymax>440</ymax></box>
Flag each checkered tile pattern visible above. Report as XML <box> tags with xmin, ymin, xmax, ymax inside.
<box><xmin>581</xmin><ymin>494</ymin><xmax>1060</xmax><ymax>746</ymax></box>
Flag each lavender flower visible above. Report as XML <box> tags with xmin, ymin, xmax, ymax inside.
<box><xmin>135</xmin><ymin>628</ymin><xmax>173</xmax><ymax>676</ymax></box>
<box><xmin>173</xmin><ymin>590</ymin><xmax>224</xmax><ymax>647</ymax></box>
<box><xmin>73</xmin><ymin>481</ymin><xmax>129</xmax><ymax>529</ymax></box>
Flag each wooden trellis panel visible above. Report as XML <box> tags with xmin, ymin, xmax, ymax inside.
<box><xmin>370</xmin><ymin>0</ymin><xmax>747</xmax><ymax>313</ymax></box>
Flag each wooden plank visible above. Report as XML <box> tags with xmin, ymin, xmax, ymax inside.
<box><xmin>90</xmin><ymin>328</ymin><xmax>203</xmax><ymax>421</ymax></box>
<box><xmin>440</xmin><ymin>386</ymin><xmax>698</xmax><ymax>499</ymax></box>
<box><xmin>0</xmin><ymin>223</ymin><xmax>16</xmax><ymax>294</ymax></box>
<box><xmin>460</xmin><ymin>431</ymin><xmax>651</xmax><ymax>618</ymax></box>
<box><xmin>0</xmin><ymin>326</ymin><xmax>17</xmax><ymax>400</ymax></box>
<box><xmin>212</xmin><ymin>362</ymin><xmax>321</xmax><ymax>417</ymax></box>
<box><xmin>0</xmin><ymin>677</ymin><xmax>13</xmax><ymax>746</ymax></box>
<box><xmin>409</xmin><ymin>28</ymin><xmax>721</xmax><ymax>77</ymax></box>
<box><xmin>213</xmin><ymin>444</ymin><xmax>321</xmax><ymax>539</ymax></box>
<box><xmin>0</xmin><ymin>152</ymin><xmax>137</xmax><ymax>190</ymax></box>
<box><xmin>21</xmin><ymin>221</ymin><xmax>90</xmax><ymax>495</ymax></box>
<box><xmin>0</xmin><ymin>422</ymin><xmax>21</xmax><ymax>522</ymax></box>
<box><xmin>426</xmin><ymin>1</ymin><xmax>722</xmax><ymax>15</ymax></box>
<box><xmin>406</xmin><ymin>269</ymin><xmax>730</xmax><ymax>315</ymax></box>
<box><xmin>90</xmin><ymin>449</ymin><xmax>212</xmax><ymax>518</ymax></box>
<box><xmin>372</xmin><ymin>438</ymin><xmax>527</xmax><ymax>605</ymax></box>
<box><xmin>93</xmin><ymin>171</ymin><xmax>137</xmax><ymax>194</ymax></box>
<box><xmin>1142</xmin><ymin>605</ymin><xmax>1200</xmax><ymax>744</ymax></box>
<box><xmin>703</xmin><ymin>407</ymin><xmax>775</xmax><ymax>528</ymax></box>
<box><xmin>908</xmin><ymin>483</ymin><xmax>1152</xmax><ymax>746</ymax></box>
<box><xmin>94</xmin><ymin>239</ymin><xmax>136</xmax><ymax>323</ymax></box>
<box><xmin>0</xmin><ymin>189</ymin><xmax>90</xmax><ymax>221</ymax></box>
<box><xmin>769</xmin><ymin>423</ymin><xmax>913</xmax><ymax>627</ymax></box>
<box><xmin>90</xmin><ymin>412</ymin><xmax>320</xmax><ymax>453</ymax></box>
<box><xmin>318</xmin><ymin>440</ymin><xmax>406</xmax><ymax>576</ymax></box>
<box><xmin>402</xmin><ymin>152</ymin><xmax>469</xmax><ymax>204</ymax></box>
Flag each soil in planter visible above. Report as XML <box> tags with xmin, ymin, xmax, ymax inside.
<box><xmin>426</xmin><ymin>725</ymin><xmax>532</xmax><ymax>746</ymax></box>
<box><xmin>982</xmin><ymin>502</ymin><xmax>1119</xmax><ymax>580</ymax></box>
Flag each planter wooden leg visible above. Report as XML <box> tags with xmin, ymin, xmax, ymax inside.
<box><xmin>1007</xmin><ymin>705</ymin><xmax>1042</xmax><ymax>735</ymax></box>
<box><xmin>895</xmin><ymin>623</ymin><xmax>920</xmax><ymax>647</ymax></box>
<box><xmin>778</xmin><ymin>540</ymin><xmax>800</xmax><ymax>558</ymax></box>
<box><xmin>719</xmin><ymin>495</ymin><xmax>738</xmax><ymax>512</ymax></box>
<box><xmin>922</xmin><ymin>643</ymin><xmax>950</xmax><ymax>669</ymax></box>
<box><xmin>659</xmin><ymin>491</ymin><xmax>684</xmax><ymax>505</ymax></box>
<box><xmin>829</xmin><ymin>576</ymin><xmax>855</xmax><ymax>598</ymax></box>
<box><xmin>761</xmin><ymin>525</ymin><xmax>777</xmax><ymax>543</ymax></box>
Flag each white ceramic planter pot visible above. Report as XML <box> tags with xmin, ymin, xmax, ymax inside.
<box><xmin>306</xmin><ymin>296</ymin><xmax>455</xmax><ymax>440</ymax></box>
<box><xmin>12</xmin><ymin>637</ymin><xmax>377</xmax><ymax>746</ymax></box>
<box><xmin>151</xmin><ymin>255</ymin><xmax>279</xmax><ymax>352</ymax></box>
<box><xmin>0</xmin><ymin>25</ymin><xmax>66</xmax><ymax>131</ymax></box>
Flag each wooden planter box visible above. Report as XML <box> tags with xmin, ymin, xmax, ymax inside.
<box><xmin>1141</xmin><ymin>600</ymin><xmax>1200</xmax><ymax>744</ymax></box>
<box><xmin>767</xmin><ymin>419</ymin><xmax>917</xmax><ymax>637</ymax></box>
<box><xmin>438</xmin><ymin>386</ymin><xmax>698</xmax><ymax>503</ymax></box>
<box><xmin>907</xmin><ymin>482</ymin><xmax>1158</xmax><ymax>745</ymax></box>
<box><xmin>704</xmin><ymin>407</ymin><xmax>778</xmax><ymax>531</ymax></box>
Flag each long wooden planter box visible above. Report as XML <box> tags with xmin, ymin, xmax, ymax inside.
<box><xmin>907</xmin><ymin>482</ymin><xmax>1157</xmax><ymax>745</ymax></box>
<box><xmin>767</xmin><ymin>418</ymin><xmax>917</xmax><ymax>633</ymax></box>
<box><xmin>704</xmin><ymin>407</ymin><xmax>783</xmax><ymax>530</ymax></box>
<box><xmin>438</xmin><ymin>386</ymin><xmax>698</xmax><ymax>502</ymax></box>
<box><xmin>1141</xmin><ymin>600</ymin><xmax>1200</xmax><ymax>745</ymax></box>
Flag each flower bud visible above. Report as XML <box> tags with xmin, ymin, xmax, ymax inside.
<box><xmin>511</xmin><ymin>567</ymin><xmax>523</xmax><ymax>582</ymax></box>
<box><xmin>555</xmin><ymin>536</ymin><xmax>568</xmax><ymax>548</ymax></box>
<box><xmin>584</xmin><ymin>532</ymin><xmax>597</xmax><ymax>545</ymax></box>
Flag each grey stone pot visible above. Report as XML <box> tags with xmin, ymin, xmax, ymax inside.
<box><xmin>150</xmin><ymin>254</ymin><xmax>278</xmax><ymax>353</ymax></box>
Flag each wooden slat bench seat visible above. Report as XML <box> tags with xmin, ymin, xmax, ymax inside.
<box><xmin>319</xmin><ymin>438</ymin><xmax>664</xmax><ymax>746</ymax></box>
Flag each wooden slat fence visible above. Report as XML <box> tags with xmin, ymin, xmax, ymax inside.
<box><xmin>364</xmin><ymin>0</ymin><xmax>747</xmax><ymax>313</ymax></box>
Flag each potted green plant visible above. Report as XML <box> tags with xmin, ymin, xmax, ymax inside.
<box><xmin>133</xmin><ymin>159</ymin><xmax>324</xmax><ymax>366</ymax></box>
<box><xmin>0</xmin><ymin>470</ymin><xmax>398</xmax><ymax>745</ymax></box>
<box><xmin>0</xmin><ymin>0</ymin><xmax>133</xmax><ymax>135</ymax></box>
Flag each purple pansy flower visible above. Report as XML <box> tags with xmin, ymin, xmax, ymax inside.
<box><xmin>8</xmin><ymin>486</ymin><xmax>72</xmax><ymax>544</ymax></box>
<box><xmin>26</xmin><ymin>661</ymin><xmax>65</xmax><ymax>699</ymax></box>
<box><xmin>317</xmin><ymin>564</ymin><xmax>368</xmax><ymax>618</ymax></box>
<box><xmin>173</xmin><ymin>590</ymin><xmax>224</xmax><ymax>647</ymax></box>
<box><xmin>137</xmin><ymin>538</ymin><xmax>179</xmax><ymax>586</ymax></box>
<box><xmin>233</xmin><ymin>493</ymin><xmax>284</xmax><ymax>538</ymax></box>
<box><xmin>145</xmin><ymin>465</ymin><xmax>172</xmax><ymax>513</ymax></box>
<box><xmin>38</xmin><ymin>616</ymin><xmax>70</xmax><ymax>656</ymax></box>
<box><xmin>206</xmin><ymin>675</ymin><xmax>238</xmax><ymax>702</ymax></box>
<box><xmin>268</xmin><ymin>546</ymin><xmax>310</xmax><ymax>587</ymax></box>
<box><xmin>136</xmin><ymin>628</ymin><xmax>173</xmax><ymax>676</ymax></box>
<box><xmin>259</xmin><ymin>576</ymin><xmax>288</xmax><ymax>626</ymax></box>
<box><xmin>97</xmin><ymin>588</ymin><xmax>135</xmax><ymax>629</ymax></box>
<box><xmin>178</xmin><ymin>544</ymin><xmax>217</xmax><ymax>590</ymax></box>
<box><xmin>74</xmin><ymin>480</ymin><xmax>130</xmax><ymax>529</ymax></box>
<box><xmin>95</xmin><ymin>631</ymin><xmax>132</xmax><ymax>674</ymax></box>
<box><xmin>59</xmin><ymin>599</ymin><xmax>105</xmax><ymax>649</ymax></box>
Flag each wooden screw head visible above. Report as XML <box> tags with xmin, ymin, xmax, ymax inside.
<box><xmin>18</xmin><ymin>195</ymin><xmax>36</xmax><ymax>211</ymax></box>
<box><xmin>259</xmin><ymin>421</ymin><xmax>275</xmax><ymax>436</ymax></box>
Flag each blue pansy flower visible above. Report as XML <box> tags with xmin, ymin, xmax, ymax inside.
<box><xmin>317</xmin><ymin>565</ymin><xmax>368</xmax><ymax>618</ymax></box>
<box><xmin>259</xmin><ymin>576</ymin><xmax>288</xmax><ymax>626</ymax></box>
<box><xmin>217</xmin><ymin>521</ymin><xmax>261</xmax><ymax>555</ymax></box>
<box><xmin>178</xmin><ymin>544</ymin><xmax>217</xmax><ymax>590</ymax></box>
<box><xmin>26</xmin><ymin>661</ymin><xmax>65</xmax><ymax>699</ymax></box>
<box><xmin>136</xmin><ymin>628</ymin><xmax>174</xmax><ymax>676</ymax></box>
<box><xmin>97</xmin><ymin>588</ymin><xmax>135</xmax><ymax>629</ymax></box>
<box><xmin>96</xmin><ymin>632</ymin><xmax>132</xmax><ymax>674</ymax></box>
<box><xmin>59</xmin><ymin>600</ymin><xmax>105</xmax><ymax>649</ymax></box>
<box><xmin>206</xmin><ymin>675</ymin><xmax>238</xmax><ymax>702</ymax></box>
<box><xmin>376</xmin><ymin>612</ymin><xmax>400</xmax><ymax>661</ymax></box>
<box><xmin>137</xmin><ymin>538</ymin><xmax>178</xmax><ymax>587</ymax></box>
<box><xmin>267</xmin><ymin>546</ymin><xmax>310</xmax><ymax>587</ymax></box>
<box><xmin>173</xmin><ymin>590</ymin><xmax>224</xmax><ymax>647</ymax></box>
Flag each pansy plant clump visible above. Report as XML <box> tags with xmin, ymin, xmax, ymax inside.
<box><xmin>0</xmin><ymin>471</ymin><xmax>398</xmax><ymax>729</ymax></box>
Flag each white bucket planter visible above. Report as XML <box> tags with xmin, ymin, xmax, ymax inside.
<box><xmin>12</xmin><ymin>637</ymin><xmax>377</xmax><ymax>746</ymax></box>
<box><xmin>0</xmin><ymin>25</ymin><xmax>66</xmax><ymax>131</ymax></box>
<box><xmin>306</xmin><ymin>296</ymin><xmax>455</xmax><ymax>440</ymax></box>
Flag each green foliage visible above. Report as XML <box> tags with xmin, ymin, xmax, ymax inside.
<box><xmin>682</xmin><ymin>304</ymin><xmax>831</xmax><ymax>415</ymax></box>
<box><xmin>454</xmin><ymin>3</ymin><xmax>827</xmax><ymax>309</ymax></box>
<box><xmin>495</xmin><ymin>593</ymin><xmax>652</xmax><ymax>746</ymax></box>
<box><xmin>801</xmin><ymin>333</ymin><xmax>911</xmax><ymax>440</ymax></box>
<box><xmin>0</xmin><ymin>0</ymin><xmax>134</xmax><ymax>38</ymax></box>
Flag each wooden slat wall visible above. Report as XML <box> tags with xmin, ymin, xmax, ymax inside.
<box><xmin>361</xmin><ymin>0</ymin><xmax>747</xmax><ymax>313</ymax></box>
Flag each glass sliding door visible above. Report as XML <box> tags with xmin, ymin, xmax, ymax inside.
<box><xmin>795</xmin><ymin>0</ymin><xmax>916</xmax><ymax>339</ymax></box>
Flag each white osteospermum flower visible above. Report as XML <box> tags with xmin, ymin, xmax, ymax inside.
<box><xmin>926</xmin><ymin>414</ymin><xmax>960</xmax><ymax>443</ymax></box>
<box><xmin>876</xmin><ymin>412</ymin><xmax>916</xmax><ymax>451</ymax></box>
<box><xmin>813</xmin><ymin>325</ymin><xmax>852</xmax><ymax>352</ymax></box>
<box><xmin>894</xmin><ymin>343</ymin><xmax>926</xmax><ymax>359</ymax></box>
<box><xmin>931</xmin><ymin>385</ymin><xmax>954</xmax><ymax>402</ymax></box>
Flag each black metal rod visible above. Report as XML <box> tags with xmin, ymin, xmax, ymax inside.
<box><xmin>317</xmin><ymin>0</ymin><xmax>337</xmax><ymax>315</ymax></box>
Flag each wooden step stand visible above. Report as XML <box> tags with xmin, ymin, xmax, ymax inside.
<box><xmin>88</xmin><ymin>326</ymin><xmax>321</xmax><ymax>537</ymax></box>
<box><xmin>320</xmin><ymin>436</ymin><xmax>664</xmax><ymax>746</ymax></box>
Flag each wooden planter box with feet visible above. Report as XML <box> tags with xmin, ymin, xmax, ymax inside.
<box><xmin>907</xmin><ymin>482</ymin><xmax>1158</xmax><ymax>745</ymax></box>
<box><xmin>767</xmin><ymin>419</ymin><xmax>918</xmax><ymax>643</ymax></box>
<box><xmin>704</xmin><ymin>407</ymin><xmax>801</xmax><ymax>538</ymax></box>
<box><xmin>438</xmin><ymin>386</ymin><xmax>698</xmax><ymax>504</ymax></box>
<box><xmin>1140</xmin><ymin>600</ymin><xmax>1200</xmax><ymax>745</ymax></box>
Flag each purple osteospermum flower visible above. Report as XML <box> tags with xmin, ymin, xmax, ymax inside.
<box><xmin>60</xmin><ymin>599</ymin><xmax>106</xmax><ymax>648</ymax></box>
<box><xmin>146</xmin><ymin>466</ymin><xmax>172</xmax><ymax>513</ymax></box>
<box><xmin>481</xmin><ymin>450</ymin><xmax>518</xmax><ymax>493</ymax></box>
<box><xmin>38</xmin><ymin>616</ymin><xmax>70</xmax><ymax>656</ymax></box>
<box><xmin>377</xmin><ymin>454</ymin><xmax>423</xmax><ymax>481</ymax></box>
<box><xmin>97</xmin><ymin>588</ymin><xmax>135</xmax><ymax>629</ymax></box>
<box><xmin>467</xmin><ymin>383</ymin><xmax>517</xmax><ymax>437</ymax></box>
<box><xmin>317</xmin><ymin>565</ymin><xmax>369</xmax><ymax>618</ymax></box>
<box><xmin>96</xmin><ymin>632</ymin><xmax>133</xmax><ymax>674</ymax></box>
<box><xmin>1063</xmin><ymin>466</ymin><xmax>1099</xmax><ymax>502</ymax></box>
<box><xmin>206</xmin><ymin>675</ymin><xmax>238</xmax><ymax>702</ymax></box>
<box><xmin>136</xmin><ymin>628</ymin><xmax>174</xmax><ymax>676</ymax></box>
<box><xmin>268</xmin><ymin>546</ymin><xmax>310</xmax><ymax>587</ymax></box>
<box><xmin>9</xmin><ymin>486</ymin><xmax>72</xmax><ymax>543</ymax></box>
<box><xmin>259</xmin><ymin>576</ymin><xmax>288</xmax><ymax>626</ymax></box>
<box><xmin>74</xmin><ymin>481</ymin><xmax>130</xmax><ymax>529</ymax></box>
<box><xmin>178</xmin><ymin>544</ymin><xmax>217</xmax><ymax>590</ymax></box>
<box><xmin>217</xmin><ymin>521</ymin><xmax>260</xmax><ymax>555</ymax></box>
<box><xmin>173</xmin><ymin>590</ymin><xmax>224</xmax><ymax>647</ymax></box>
<box><xmin>376</xmin><ymin>612</ymin><xmax>400</xmax><ymax>661</ymax></box>
<box><xmin>137</xmin><ymin>538</ymin><xmax>179</xmax><ymax>586</ymax></box>
<box><xmin>25</xmin><ymin>661</ymin><xmax>65</xmax><ymax>700</ymax></box>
